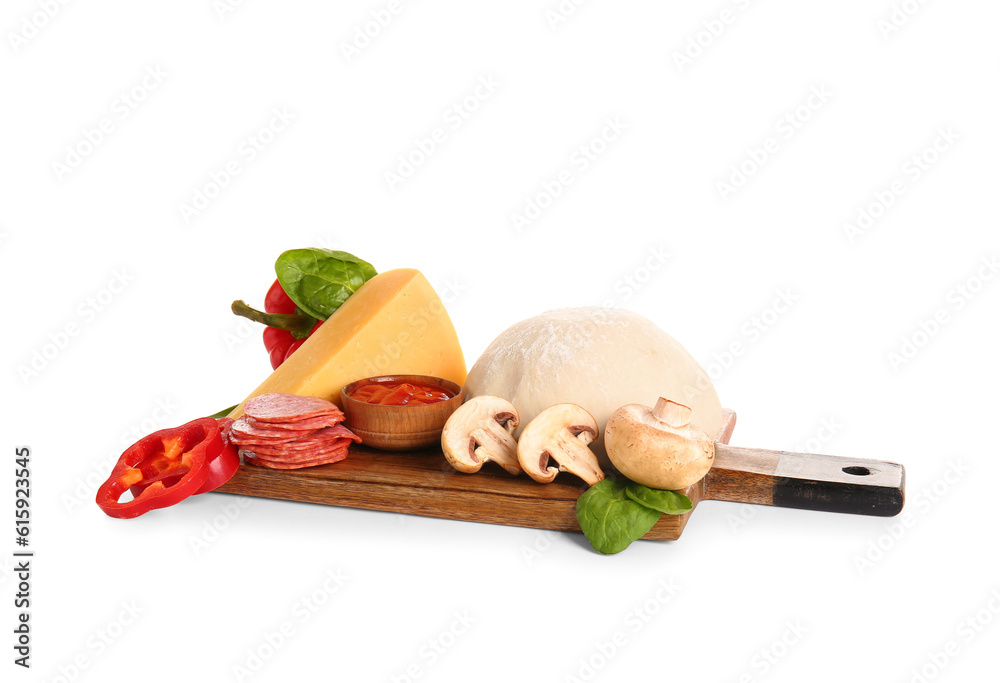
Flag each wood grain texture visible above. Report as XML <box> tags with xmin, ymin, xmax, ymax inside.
<box><xmin>702</xmin><ymin>444</ymin><xmax>778</xmax><ymax>506</ymax></box>
<box><xmin>705</xmin><ymin>445</ymin><xmax>905</xmax><ymax>516</ymax></box>
<box><xmin>214</xmin><ymin>410</ymin><xmax>738</xmax><ymax>540</ymax></box>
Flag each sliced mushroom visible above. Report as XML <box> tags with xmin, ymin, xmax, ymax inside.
<box><xmin>517</xmin><ymin>404</ymin><xmax>604</xmax><ymax>485</ymax></box>
<box><xmin>605</xmin><ymin>397</ymin><xmax>715</xmax><ymax>490</ymax></box>
<box><xmin>441</xmin><ymin>396</ymin><xmax>522</xmax><ymax>475</ymax></box>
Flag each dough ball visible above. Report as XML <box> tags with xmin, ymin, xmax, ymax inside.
<box><xmin>464</xmin><ymin>307</ymin><xmax>723</xmax><ymax>465</ymax></box>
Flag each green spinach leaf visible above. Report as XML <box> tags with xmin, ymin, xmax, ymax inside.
<box><xmin>207</xmin><ymin>404</ymin><xmax>237</xmax><ymax>419</ymax></box>
<box><xmin>275</xmin><ymin>248</ymin><xmax>377</xmax><ymax>321</ymax></box>
<box><xmin>576</xmin><ymin>478</ymin><xmax>662</xmax><ymax>554</ymax></box>
<box><xmin>625</xmin><ymin>482</ymin><xmax>692</xmax><ymax>515</ymax></box>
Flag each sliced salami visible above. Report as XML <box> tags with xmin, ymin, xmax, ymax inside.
<box><xmin>317</xmin><ymin>424</ymin><xmax>361</xmax><ymax>442</ymax></box>
<box><xmin>244</xmin><ymin>415</ymin><xmax>343</xmax><ymax>431</ymax></box>
<box><xmin>245</xmin><ymin>449</ymin><xmax>350</xmax><ymax>465</ymax></box>
<box><xmin>245</xmin><ymin>436</ymin><xmax>357</xmax><ymax>460</ymax></box>
<box><xmin>233</xmin><ymin>393</ymin><xmax>359</xmax><ymax>470</ymax></box>
<box><xmin>242</xmin><ymin>450</ymin><xmax>349</xmax><ymax>470</ymax></box>
<box><xmin>238</xmin><ymin>425</ymin><xmax>360</xmax><ymax>452</ymax></box>
<box><xmin>244</xmin><ymin>393</ymin><xmax>343</xmax><ymax>423</ymax></box>
<box><xmin>230</xmin><ymin>417</ymin><xmax>317</xmax><ymax>443</ymax></box>
<box><xmin>231</xmin><ymin>417</ymin><xmax>324</xmax><ymax>443</ymax></box>
<box><xmin>230</xmin><ymin>433</ymin><xmax>314</xmax><ymax>448</ymax></box>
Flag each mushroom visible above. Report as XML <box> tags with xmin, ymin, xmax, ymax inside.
<box><xmin>441</xmin><ymin>396</ymin><xmax>522</xmax><ymax>475</ymax></box>
<box><xmin>517</xmin><ymin>404</ymin><xmax>604</xmax><ymax>486</ymax></box>
<box><xmin>605</xmin><ymin>397</ymin><xmax>714</xmax><ymax>490</ymax></box>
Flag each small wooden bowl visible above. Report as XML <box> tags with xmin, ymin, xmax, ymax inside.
<box><xmin>340</xmin><ymin>375</ymin><xmax>464</xmax><ymax>451</ymax></box>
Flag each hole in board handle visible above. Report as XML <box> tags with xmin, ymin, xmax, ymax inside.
<box><xmin>842</xmin><ymin>466</ymin><xmax>871</xmax><ymax>476</ymax></box>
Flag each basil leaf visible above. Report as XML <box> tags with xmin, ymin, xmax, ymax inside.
<box><xmin>274</xmin><ymin>249</ymin><xmax>377</xmax><ymax>321</ymax></box>
<box><xmin>576</xmin><ymin>478</ymin><xmax>662</xmax><ymax>555</ymax></box>
<box><xmin>625</xmin><ymin>482</ymin><xmax>693</xmax><ymax>515</ymax></box>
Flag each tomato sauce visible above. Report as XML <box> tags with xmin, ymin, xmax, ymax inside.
<box><xmin>348</xmin><ymin>381</ymin><xmax>452</xmax><ymax>406</ymax></box>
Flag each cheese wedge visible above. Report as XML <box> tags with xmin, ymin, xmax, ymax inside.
<box><xmin>229</xmin><ymin>269</ymin><xmax>467</xmax><ymax>418</ymax></box>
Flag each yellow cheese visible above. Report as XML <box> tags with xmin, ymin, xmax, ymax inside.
<box><xmin>229</xmin><ymin>269</ymin><xmax>466</xmax><ymax>418</ymax></box>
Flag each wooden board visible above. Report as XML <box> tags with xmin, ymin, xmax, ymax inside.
<box><xmin>214</xmin><ymin>410</ymin><xmax>738</xmax><ymax>540</ymax></box>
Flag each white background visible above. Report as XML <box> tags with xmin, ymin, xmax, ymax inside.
<box><xmin>2</xmin><ymin>1</ymin><xmax>999</xmax><ymax>682</ymax></box>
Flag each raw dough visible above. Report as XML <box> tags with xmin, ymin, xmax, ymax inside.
<box><xmin>464</xmin><ymin>307</ymin><xmax>723</xmax><ymax>465</ymax></box>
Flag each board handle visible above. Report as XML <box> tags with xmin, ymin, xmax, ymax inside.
<box><xmin>703</xmin><ymin>444</ymin><xmax>905</xmax><ymax>517</ymax></box>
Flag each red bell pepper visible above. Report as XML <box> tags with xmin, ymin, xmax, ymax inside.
<box><xmin>126</xmin><ymin>418</ymin><xmax>240</xmax><ymax>500</ymax></box>
<box><xmin>195</xmin><ymin>418</ymin><xmax>240</xmax><ymax>493</ymax></box>
<box><xmin>96</xmin><ymin>417</ymin><xmax>239</xmax><ymax>519</ymax></box>
<box><xmin>233</xmin><ymin>280</ymin><xmax>321</xmax><ymax>369</ymax></box>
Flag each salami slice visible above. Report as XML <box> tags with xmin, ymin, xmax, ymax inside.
<box><xmin>230</xmin><ymin>433</ymin><xmax>313</xmax><ymax>448</ymax></box>
<box><xmin>244</xmin><ymin>393</ymin><xmax>344</xmax><ymax>424</ymax></box>
<box><xmin>238</xmin><ymin>425</ymin><xmax>360</xmax><ymax>452</ymax></box>
<box><xmin>242</xmin><ymin>450</ymin><xmax>349</xmax><ymax>470</ymax></box>
<box><xmin>318</xmin><ymin>424</ymin><xmax>361</xmax><ymax>442</ymax></box>
<box><xmin>244</xmin><ymin>436</ymin><xmax>357</xmax><ymax>460</ymax></box>
<box><xmin>230</xmin><ymin>417</ymin><xmax>317</xmax><ymax>443</ymax></box>
<box><xmin>244</xmin><ymin>415</ymin><xmax>343</xmax><ymax>431</ymax></box>
<box><xmin>244</xmin><ymin>448</ymin><xmax>350</xmax><ymax>465</ymax></box>
<box><xmin>233</xmin><ymin>393</ymin><xmax>359</xmax><ymax>469</ymax></box>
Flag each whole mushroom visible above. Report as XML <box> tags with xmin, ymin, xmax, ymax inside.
<box><xmin>441</xmin><ymin>396</ymin><xmax>522</xmax><ymax>475</ymax></box>
<box><xmin>605</xmin><ymin>397</ymin><xmax>714</xmax><ymax>490</ymax></box>
<box><xmin>517</xmin><ymin>404</ymin><xmax>604</xmax><ymax>486</ymax></box>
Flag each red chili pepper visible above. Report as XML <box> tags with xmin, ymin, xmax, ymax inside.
<box><xmin>232</xmin><ymin>280</ymin><xmax>320</xmax><ymax>370</ymax></box>
<box><xmin>96</xmin><ymin>417</ymin><xmax>239</xmax><ymax>519</ymax></box>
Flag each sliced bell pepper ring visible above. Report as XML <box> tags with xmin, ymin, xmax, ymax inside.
<box><xmin>194</xmin><ymin>418</ymin><xmax>240</xmax><ymax>494</ymax></box>
<box><xmin>127</xmin><ymin>418</ymin><xmax>239</xmax><ymax>500</ymax></box>
<box><xmin>97</xmin><ymin>417</ymin><xmax>238</xmax><ymax>519</ymax></box>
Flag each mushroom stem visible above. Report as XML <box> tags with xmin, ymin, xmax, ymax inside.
<box><xmin>471</xmin><ymin>423</ymin><xmax>521</xmax><ymax>475</ymax></box>
<box><xmin>652</xmin><ymin>398</ymin><xmax>692</xmax><ymax>428</ymax></box>
<box><xmin>556</xmin><ymin>431</ymin><xmax>605</xmax><ymax>486</ymax></box>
